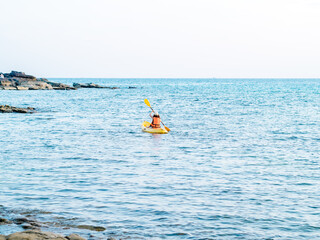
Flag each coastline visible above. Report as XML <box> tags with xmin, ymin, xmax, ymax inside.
<box><xmin>0</xmin><ymin>71</ymin><xmax>134</xmax><ymax>90</ymax></box>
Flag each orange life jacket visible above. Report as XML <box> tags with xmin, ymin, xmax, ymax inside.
<box><xmin>150</xmin><ymin>116</ymin><xmax>161</xmax><ymax>128</ymax></box>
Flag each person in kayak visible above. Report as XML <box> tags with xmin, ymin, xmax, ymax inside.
<box><xmin>149</xmin><ymin>111</ymin><xmax>161</xmax><ymax>128</ymax></box>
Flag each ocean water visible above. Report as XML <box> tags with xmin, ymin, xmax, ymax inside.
<box><xmin>0</xmin><ymin>78</ymin><xmax>320</xmax><ymax>239</ymax></box>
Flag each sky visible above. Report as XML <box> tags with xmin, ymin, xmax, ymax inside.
<box><xmin>0</xmin><ymin>0</ymin><xmax>320</xmax><ymax>78</ymax></box>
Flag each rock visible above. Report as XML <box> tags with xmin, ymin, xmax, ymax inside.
<box><xmin>18</xmin><ymin>81</ymin><xmax>54</xmax><ymax>90</ymax></box>
<box><xmin>37</xmin><ymin>78</ymin><xmax>48</xmax><ymax>82</ymax></box>
<box><xmin>107</xmin><ymin>237</ymin><xmax>117</xmax><ymax>240</ymax></box>
<box><xmin>72</xmin><ymin>83</ymin><xmax>120</xmax><ymax>89</ymax></box>
<box><xmin>0</xmin><ymin>71</ymin><xmax>123</xmax><ymax>91</ymax></box>
<box><xmin>14</xmin><ymin>217</ymin><xmax>42</xmax><ymax>228</ymax></box>
<box><xmin>1</xmin><ymin>80</ymin><xmax>14</xmax><ymax>87</ymax></box>
<box><xmin>0</xmin><ymin>105</ymin><xmax>13</xmax><ymax>112</ymax></box>
<box><xmin>76</xmin><ymin>225</ymin><xmax>106</xmax><ymax>232</ymax></box>
<box><xmin>14</xmin><ymin>217</ymin><xmax>31</xmax><ymax>224</ymax></box>
<box><xmin>16</xmin><ymin>86</ymin><xmax>29</xmax><ymax>90</ymax></box>
<box><xmin>5</xmin><ymin>231</ymin><xmax>88</xmax><ymax>240</ymax></box>
<box><xmin>66</xmin><ymin>234</ymin><xmax>86</xmax><ymax>240</ymax></box>
<box><xmin>13</xmin><ymin>108</ymin><xmax>29</xmax><ymax>113</ymax></box>
<box><xmin>0</xmin><ymin>71</ymin><xmax>75</xmax><ymax>90</ymax></box>
<box><xmin>3</xmin><ymin>86</ymin><xmax>16</xmax><ymax>90</ymax></box>
<box><xmin>73</xmin><ymin>83</ymin><xmax>109</xmax><ymax>89</ymax></box>
<box><xmin>8</xmin><ymin>71</ymin><xmax>36</xmax><ymax>80</ymax></box>
<box><xmin>0</xmin><ymin>105</ymin><xmax>36</xmax><ymax>114</ymax></box>
<box><xmin>21</xmin><ymin>223</ymin><xmax>40</xmax><ymax>230</ymax></box>
<box><xmin>7</xmin><ymin>230</ymin><xmax>67</xmax><ymax>240</ymax></box>
<box><xmin>53</xmin><ymin>87</ymin><xmax>76</xmax><ymax>90</ymax></box>
<box><xmin>0</xmin><ymin>217</ymin><xmax>12</xmax><ymax>224</ymax></box>
<box><xmin>128</xmin><ymin>86</ymin><xmax>137</xmax><ymax>89</ymax></box>
<box><xmin>48</xmin><ymin>82</ymin><xmax>76</xmax><ymax>90</ymax></box>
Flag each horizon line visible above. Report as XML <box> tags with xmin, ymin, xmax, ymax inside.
<box><xmin>47</xmin><ymin>77</ymin><xmax>320</xmax><ymax>79</ymax></box>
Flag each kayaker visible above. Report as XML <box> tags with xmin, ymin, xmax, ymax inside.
<box><xmin>149</xmin><ymin>111</ymin><xmax>161</xmax><ymax>128</ymax></box>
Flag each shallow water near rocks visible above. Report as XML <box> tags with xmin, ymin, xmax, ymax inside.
<box><xmin>0</xmin><ymin>78</ymin><xmax>320</xmax><ymax>239</ymax></box>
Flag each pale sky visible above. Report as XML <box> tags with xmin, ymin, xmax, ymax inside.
<box><xmin>1</xmin><ymin>0</ymin><xmax>320</xmax><ymax>78</ymax></box>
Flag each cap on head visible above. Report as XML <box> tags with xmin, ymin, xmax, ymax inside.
<box><xmin>154</xmin><ymin>111</ymin><xmax>159</xmax><ymax>116</ymax></box>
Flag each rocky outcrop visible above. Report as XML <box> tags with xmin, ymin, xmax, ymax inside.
<box><xmin>0</xmin><ymin>71</ymin><xmax>75</xmax><ymax>90</ymax></box>
<box><xmin>0</xmin><ymin>105</ymin><xmax>36</xmax><ymax>113</ymax></box>
<box><xmin>0</xmin><ymin>71</ymin><xmax>138</xmax><ymax>90</ymax></box>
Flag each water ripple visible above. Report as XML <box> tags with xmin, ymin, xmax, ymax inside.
<box><xmin>1</xmin><ymin>78</ymin><xmax>320</xmax><ymax>239</ymax></box>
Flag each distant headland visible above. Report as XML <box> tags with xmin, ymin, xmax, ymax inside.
<box><xmin>0</xmin><ymin>71</ymin><xmax>75</xmax><ymax>90</ymax></box>
<box><xmin>0</xmin><ymin>71</ymin><xmax>127</xmax><ymax>90</ymax></box>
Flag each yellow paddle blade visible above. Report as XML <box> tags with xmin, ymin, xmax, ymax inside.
<box><xmin>144</xmin><ymin>99</ymin><xmax>151</xmax><ymax>107</ymax></box>
<box><xmin>161</xmin><ymin>121</ymin><xmax>171</xmax><ymax>132</ymax></box>
<box><xmin>164</xmin><ymin>125</ymin><xmax>171</xmax><ymax>132</ymax></box>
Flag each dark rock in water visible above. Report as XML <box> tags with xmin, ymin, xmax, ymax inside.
<box><xmin>73</xmin><ymin>83</ymin><xmax>114</xmax><ymax>89</ymax></box>
<box><xmin>128</xmin><ymin>86</ymin><xmax>137</xmax><ymax>89</ymax></box>
<box><xmin>76</xmin><ymin>224</ymin><xmax>106</xmax><ymax>232</ymax></box>
<box><xmin>0</xmin><ymin>105</ymin><xmax>36</xmax><ymax>113</ymax></box>
<box><xmin>14</xmin><ymin>217</ymin><xmax>43</xmax><ymax>230</ymax></box>
<box><xmin>14</xmin><ymin>217</ymin><xmax>30</xmax><ymax>225</ymax></box>
<box><xmin>21</xmin><ymin>223</ymin><xmax>40</xmax><ymax>230</ymax></box>
<box><xmin>48</xmin><ymin>81</ymin><xmax>76</xmax><ymax>90</ymax></box>
<box><xmin>0</xmin><ymin>217</ymin><xmax>12</xmax><ymax>225</ymax></box>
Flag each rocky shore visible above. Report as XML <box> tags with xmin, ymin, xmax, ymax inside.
<box><xmin>0</xmin><ymin>71</ymin><xmax>137</xmax><ymax>90</ymax></box>
<box><xmin>0</xmin><ymin>215</ymin><xmax>115</xmax><ymax>240</ymax></box>
<box><xmin>0</xmin><ymin>230</ymin><xmax>116</xmax><ymax>240</ymax></box>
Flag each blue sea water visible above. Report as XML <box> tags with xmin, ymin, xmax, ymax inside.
<box><xmin>0</xmin><ymin>78</ymin><xmax>320</xmax><ymax>239</ymax></box>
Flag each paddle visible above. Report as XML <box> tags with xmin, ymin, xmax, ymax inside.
<box><xmin>144</xmin><ymin>99</ymin><xmax>171</xmax><ymax>132</ymax></box>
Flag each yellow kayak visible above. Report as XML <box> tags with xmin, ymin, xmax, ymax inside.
<box><xmin>141</xmin><ymin>121</ymin><xmax>168</xmax><ymax>134</ymax></box>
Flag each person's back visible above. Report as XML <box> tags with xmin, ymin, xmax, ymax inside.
<box><xmin>150</xmin><ymin>111</ymin><xmax>161</xmax><ymax>128</ymax></box>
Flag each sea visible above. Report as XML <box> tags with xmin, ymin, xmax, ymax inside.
<box><xmin>0</xmin><ymin>78</ymin><xmax>319</xmax><ymax>239</ymax></box>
